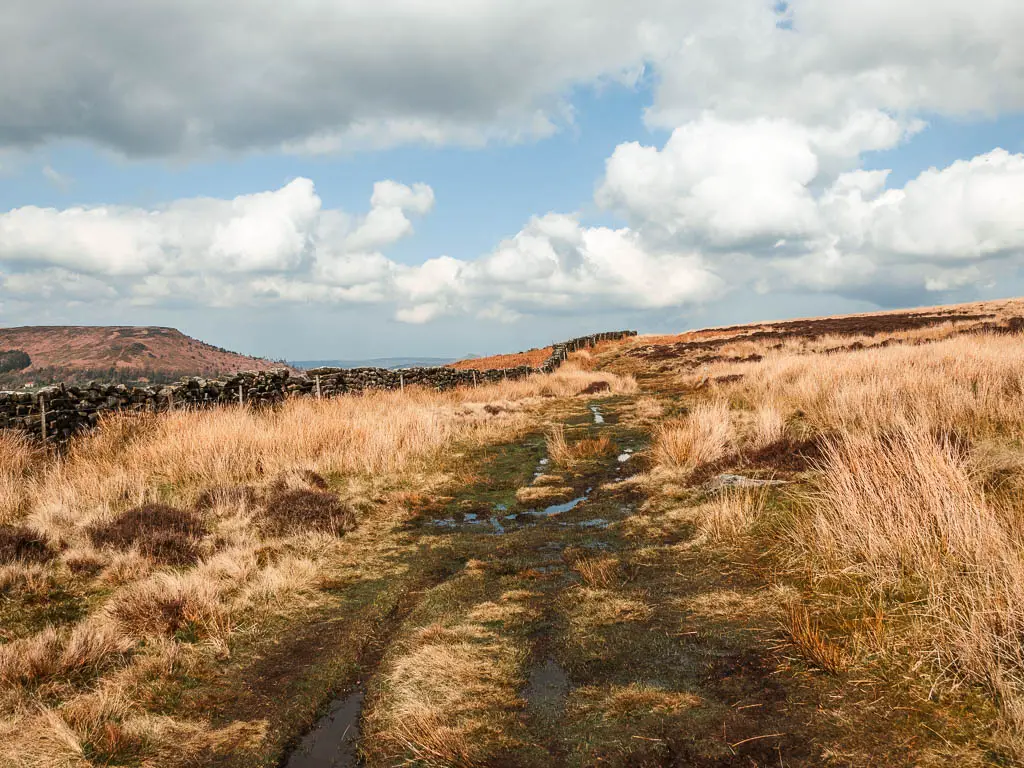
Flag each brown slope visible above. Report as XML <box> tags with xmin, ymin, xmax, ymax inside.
<box><xmin>0</xmin><ymin>326</ymin><xmax>283</xmax><ymax>385</ymax></box>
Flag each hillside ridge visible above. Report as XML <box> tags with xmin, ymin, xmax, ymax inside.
<box><xmin>0</xmin><ymin>325</ymin><xmax>281</xmax><ymax>387</ymax></box>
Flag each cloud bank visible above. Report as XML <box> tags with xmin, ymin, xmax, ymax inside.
<box><xmin>1</xmin><ymin>1</ymin><xmax>1022</xmax><ymax>156</ymax></box>
<box><xmin>1</xmin><ymin>1</ymin><xmax>1023</xmax><ymax>327</ymax></box>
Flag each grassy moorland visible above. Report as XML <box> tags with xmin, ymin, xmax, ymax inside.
<box><xmin>0</xmin><ymin>364</ymin><xmax>635</xmax><ymax>766</ymax></box>
<box><xmin>4</xmin><ymin>299</ymin><xmax>1024</xmax><ymax>766</ymax></box>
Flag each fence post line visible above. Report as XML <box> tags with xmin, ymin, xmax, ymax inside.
<box><xmin>39</xmin><ymin>395</ymin><xmax>47</xmax><ymax>442</ymax></box>
<box><xmin>238</xmin><ymin>385</ymin><xmax>244</xmax><ymax>407</ymax></box>
<box><xmin>400</xmin><ymin>374</ymin><xmax>405</xmax><ymax>392</ymax></box>
<box><xmin>472</xmin><ymin>369</ymin><xmax>477</xmax><ymax>387</ymax></box>
<box><xmin>316</xmin><ymin>375</ymin><xmax>322</xmax><ymax>400</ymax></box>
<box><xmin>167</xmin><ymin>392</ymin><xmax>174</xmax><ymax>412</ymax></box>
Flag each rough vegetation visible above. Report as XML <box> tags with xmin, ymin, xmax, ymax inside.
<box><xmin>5</xmin><ymin>299</ymin><xmax>1024</xmax><ymax>766</ymax></box>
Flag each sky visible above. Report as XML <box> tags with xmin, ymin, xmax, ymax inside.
<box><xmin>1</xmin><ymin>1</ymin><xmax>1023</xmax><ymax>360</ymax></box>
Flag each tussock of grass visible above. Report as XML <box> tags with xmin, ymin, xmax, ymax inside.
<box><xmin>0</xmin><ymin>621</ymin><xmax>134</xmax><ymax>687</ymax></box>
<box><xmin>546</xmin><ymin>425</ymin><xmax>616</xmax><ymax>466</ymax></box>
<box><xmin>367</xmin><ymin>622</ymin><xmax>525</xmax><ymax>765</ymax></box>
<box><xmin>515</xmin><ymin>485</ymin><xmax>575</xmax><ymax>506</ymax></box>
<box><xmin>106</xmin><ymin>571</ymin><xmax>228</xmax><ymax>641</ymax></box>
<box><xmin>699</xmin><ymin>488</ymin><xmax>766</xmax><ymax>544</ymax></box>
<box><xmin>782</xmin><ymin>604</ymin><xmax>849</xmax><ymax>675</ymax></box>
<box><xmin>653</xmin><ymin>400</ymin><xmax>733</xmax><ymax>473</ymax></box>
<box><xmin>571</xmin><ymin>556</ymin><xmax>621</xmax><ymax>588</ymax></box>
<box><xmin>576</xmin><ymin>682</ymin><xmax>702</xmax><ymax>718</ymax></box>
<box><xmin>565</xmin><ymin>586</ymin><xmax>653</xmax><ymax>630</ymax></box>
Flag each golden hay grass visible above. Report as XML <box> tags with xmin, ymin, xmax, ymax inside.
<box><xmin>650</xmin><ymin>331</ymin><xmax>1024</xmax><ymax>746</ymax></box>
<box><xmin>652</xmin><ymin>400</ymin><xmax>733</xmax><ymax>473</ymax></box>
<box><xmin>0</xmin><ymin>360</ymin><xmax>634</xmax><ymax>764</ymax></box>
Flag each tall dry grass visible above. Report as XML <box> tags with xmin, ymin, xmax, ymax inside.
<box><xmin>18</xmin><ymin>362</ymin><xmax>634</xmax><ymax>538</ymax></box>
<box><xmin>0</xmin><ymin>431</ymin><xmax>41</xmax><ymax>523</ymax></box>
<box><xmin>653</xmin><ymin>400</ymin><xmax>733</xmax><ymax>473</ymax></box>
<box><xmin>0</xmin><ymin>359</ymin><xmax>635</xmax><ymax>765</ymax></box>
<box><xmin>652</xmin><ymin>332</ymin><xmax>1024</xmax><ymax>748</ymax></box>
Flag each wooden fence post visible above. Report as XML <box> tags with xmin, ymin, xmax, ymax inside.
<box><xmin>400</xmin><ymin>374</ymin><xmax>405</xmax><ymax>392</ymax></box>
<box><xmin>472</xmin><ymin>369</ymin><xmax>477</xmax><ymax>387</ymax></box>
<box><xmin>39</xmin><ymin>395</ymin><xmax>47</xmax><ymax>442</ymax></box>
<box><xmin>316</xmin><ymin>375</ymin><xmax>322</xmax><ymax>400</ymax></box>
<box><xmin>238</xmin><ymin>385</ymin><xmax>244</xmax><ymax>407</ymax></box>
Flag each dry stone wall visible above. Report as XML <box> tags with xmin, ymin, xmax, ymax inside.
<box><xmin>0</xmin><ymin>330</ymin><xmax>636</xmax><ymax>443</ymax></box>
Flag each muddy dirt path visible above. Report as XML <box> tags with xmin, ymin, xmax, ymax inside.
<box><xmin>285</xmin><ymin>393</ymin><xmax>983</xmax><ymax>767</ymax></box>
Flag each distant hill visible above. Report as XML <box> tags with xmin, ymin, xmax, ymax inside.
<box><xmin>290</xmin><ymin>356</ymin><xmax>455</xmax><ymax>371</ymax></box>
<box><xmin>0</xmin><ymin>326</ymin><xmax>284</xmax><ymax>388</ymax></box>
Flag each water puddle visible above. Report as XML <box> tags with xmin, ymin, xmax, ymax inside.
<box><xmin>285</xmin><ymin>689</ymin><xmax>364</xmax><ymax>768</ymax></box>
<box><xmin>590</xmin><ymin>405</ymin><xmax>605</xmax><ymax>424</ymax></box>
<box><xmin>528</xmin><ymin>488</ymin><xmax>592</xmax><ymax>518</ymax></box>
<box><xmin>523</xmin><ymin>659</ymin><xmax>570</xmax><ymax>720</ymax></box>
<box><xmin>430</xmin><ymin>483</ymin><xmax>596</xmax><ymax>533</ymax></box>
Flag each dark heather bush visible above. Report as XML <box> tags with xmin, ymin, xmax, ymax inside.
<box><xmin>88</xmin><ymin>504</ymin><xmax>206</xmax><ymax>565</ymax></box>
<box><xmin>0</xmin><ymin>525</ymin><xmax>53</xmax><ymax>563</ymax></box>
<box><xmin>262</xmin><ymin>487</ymin><xmax>356</xmax><ymax>537</ymax></box>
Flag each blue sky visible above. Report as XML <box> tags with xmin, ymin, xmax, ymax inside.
<box><xmin>1</xmin><ymin>1</ymin><xmax>1023</xmax><ymax>360</ymax></box>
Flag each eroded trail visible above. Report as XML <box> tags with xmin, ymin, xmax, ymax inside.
<box><xmin>288</xmin><ymin>392</ymin><xmax>982</xmax><ymax>767</ymax></box>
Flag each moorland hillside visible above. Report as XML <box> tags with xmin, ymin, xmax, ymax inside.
<box><xmin>3</xmin><ymin>300</ymin><xmax>1024</xmax><ymax>767</ymax></box>
<box><xmin>0</xmin><ymin>326</ymin><xmax>281</xmax><ymax>387</ymax></box>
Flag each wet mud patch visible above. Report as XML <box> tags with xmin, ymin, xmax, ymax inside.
<box><xmin>284</xmin><ymin>689</ymin><xmax>365</xmax><ymax>768</ymax></box>
<box><xmin>523</xmin><ymin>658</ymin><xmax>571</xmax><ymax>721</ymax></box>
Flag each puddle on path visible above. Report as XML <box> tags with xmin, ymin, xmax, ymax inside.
<box><xmin>432</xmin><ymin>485</ymin><xmax>599</xmax><ymax>532</ymax></box>
<box><xmin>523</xmin><ymin>659</ymin><xmax>571</xmax><ymax>720</ymax></box>
<box><xmin>528</xmin><ymin>488</ymin><xmax>592</xmax><ymax>518</ymax></box>
<box><xmin>532</xmin><ymin>457</ymin><xmax>551</xmax><ymax>479</ymax></box>
<box><xmin>285</xmin><ymin>689</ymin><xmax>364</xmax><ymax>768</ymax></box>
<box><xmin>590</xmin><ymin>405</ymin><xmax>605</xmax><ymax>424</ymax></box>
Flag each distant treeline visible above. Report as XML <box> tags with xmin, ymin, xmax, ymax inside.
<box><xmin>0</xmin><ymin>350</ymin><xmax>31</xmax><ymax>374</ymax></box>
